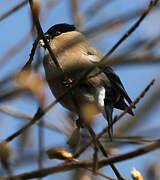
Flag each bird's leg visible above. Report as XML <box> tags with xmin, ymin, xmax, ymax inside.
<box><xmin>71</xmin><ymin>93</ymin><xmax>124</xmax><ymax>179</ymax></box>
<box><xmin>70</xmin><ymin>93</ymin><xmax>99</xmax><ymax>172</ymax></box>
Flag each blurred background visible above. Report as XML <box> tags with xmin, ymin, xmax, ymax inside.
<box><xmin>0</xmin><ymin>0</ymin><xmax>160</xmax><ymax>179</ymax></box>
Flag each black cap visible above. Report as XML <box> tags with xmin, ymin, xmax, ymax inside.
<box><xmin>45</xmin><ymin>23</ymin><xmax>76</xmax><ymax>39</ymax></box>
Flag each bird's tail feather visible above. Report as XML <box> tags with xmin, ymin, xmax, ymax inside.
<box><xmin>114</xmin><ymin>98</ymin><xmax>134</xmax><ymax>116</ymax></box>
<box><xmin>104</xmin><ymin>100</ymin><xmax>113</xmax><ymax>141</ymax></box>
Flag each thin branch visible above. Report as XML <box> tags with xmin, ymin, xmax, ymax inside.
<box><xmin>22</xmin><ymin>37</ymin><xmax>40</xmax><ymax>70</ymax></box>
<box><xmin>92</xmin><ymin>170</ymin><xmax>117</xmax><ymax>180</ymax></box>
<box><xmin>38</xmin><ymin>120</ymin><xmax>44</xmax><ymax>175</ymax></box>
<box><xmin>103</xmin><ymin>55</ymin><xmax>160</xmax><ymax>67</ymax></box>
<box><xmin>101</xmin><ymin>0</ymin><xmax>158</xmax><ymax>64</ymax></box>
<box><xmin>84</xmin><ymin>123</ymin><xmax>123</xmax><ymax>179</ymax></box>
<box><xmin>71</xmin><ymin>93</ymin><xmax>123</xmax><ymax>178</ymax></box>
<box><xmin>0</xmin><ymin>0</ymin><xmax>28</xmax><ymax>21</ymax></box>
<box><xmin>112</xmin><ymin>79</ymin><xmax>155</xmax><ymax>124</ymax></box>
<box><xmin>0</xmin><ymin>0</ymin><xmax>58</xmax><ymax>69</ymax></box>
<box><xmin>99</xmin><ymin>140</ymin><xmax>160</xmax><ymax>168</ymax></box>
<box><xmin>0</xmin><ymin>30</ymin><xmax>32</xmax><ymax>68</ymax></box>
<box><xmin>84</xmin><ymin>7</ymin><xmax>146</xmax><ymax>39</ymax></box>
<box><xmin>0</xmin><ymin>0</ymin><xmax>157</xmax><ymax>146</ymax></box>
<box><xmin>2</xmin><ymin>139</ymin><xmax>160</xmax><ymax>179</ymax></box>
<box><xmin>74</xmin><ymin>79</ymin><xmax>155</xmax><ymax>158</ymax></box>
<box><xmin>45</xmin><ymin>0</ymin><xmax>159</xmax><ymax>118</ymax></box>
<box><xmin>0</xmin><ymin>104</ymin><xmax>70</xmax><ymax>135</ymax></box>
<box><xmin>29</xmin><ymin>0</ymin><xmax>61</xmax><ymax>70</ymax></box>
<box><xmin>2</xmin><ymin>107</ymin><xmax>44</xmax><ymax>143</ymax></box>
<box><xmin>91</xmin><ymin>0</ymin><xmax>159</xmax><ymax>78</ymax></box>
<box><xmin>70</xmin><ymin>0</ymin><xmax>83</xmax><ymax>28</ymax></box>
<box><xmin>84</xmin><ymin>0</ymin><xmax>113</xmax><ymax>22</ymax></box>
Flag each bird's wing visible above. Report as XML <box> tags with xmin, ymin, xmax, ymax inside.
<box><xmin>80</xmin><ymin>42</ymin><xmax>135</xmax><ymax>139</ymax></box>
<box><xmin>103</xmin><ymin>66</ymin><xmax>134</xmax><ymax>106</ymax></box>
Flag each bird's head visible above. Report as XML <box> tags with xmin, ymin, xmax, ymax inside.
<box><xmin>39</xmin><ymin>23</ymin><xmax>77</xmax><ymax>48</ymax></box>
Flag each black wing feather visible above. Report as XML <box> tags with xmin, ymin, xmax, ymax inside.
<box><xmin>104</xmin><ymin>66</ymin><xmax>134</xmax><ymax>107</ymax></box>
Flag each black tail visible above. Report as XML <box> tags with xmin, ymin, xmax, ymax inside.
<box><xmin>103</xmin><ymin>66</ymin><xmax>135</xmax><ymax>108</ymax></box>
<box><xmin>114</xmin><ymin>95</ymin><xmax>134</xmax><ymax>116</ymax></box>
<box><xmin>104</xmin><ymin>100</ymin><xmax>113</xmax><ymax>141</ymax></box>
<box><xmin>103</xmin><ymin>67</ymin><xmax>135</xmax><ymax>140</ymax></box>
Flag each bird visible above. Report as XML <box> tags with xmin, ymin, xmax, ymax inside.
<box><xmin>39</xmin><ymin>23</ymin><xmax>135</xmax><ymax>139</ymax></box>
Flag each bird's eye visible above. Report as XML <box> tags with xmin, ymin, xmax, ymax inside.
<box><xmin>55</xmin><ymin>31</ymin><xmax>61</xmax><ymax>36</ymax></box>
<box><xmin>45</xmin><ymin>34</ymin><xmax>51</xmax><ymax>41</ymax></box>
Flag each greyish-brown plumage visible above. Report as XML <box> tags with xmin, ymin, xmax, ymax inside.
<box><xmin>40</xmin><ymin>23</ymin><xmax>134</xmax><ymax>138</ymax></box>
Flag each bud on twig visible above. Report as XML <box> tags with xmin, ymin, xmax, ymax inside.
<box><xmin>131</xmin><ymin>168</ymin><xmax>143</xmax><ymax>180</ymax></box>
<box><xmin>46</xmin><ymin>147</ymin><xmax>73</xmax><ymax>160</ymax></box>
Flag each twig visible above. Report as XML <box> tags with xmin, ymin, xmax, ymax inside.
<box><xmin>91</xmin><ymin>170</ymin><xmax>117</xmax><ymax>180</ymax></box>
<box><xmin>0</xmin><ymin>68</ymin><xmax>90</xmax><ymax>143</ymax></box>
<box><xmin>74</xmin><ymin>79</ymin><xmax>155</xmax><ymax>158</ymax></box>
<box><xmin>0</xmin><ymin>0</ymin><xmax>63</xmax><ymax>143</ymax></box>
<box><xmin>0</xmin><ymin>104</ymin><xmax>70</xmax><ymax>135</ymax></box>
<box><xmin>22</xmin><ymin>37</ymin><xmax>40</xmax><ymax>70</ymax></box>
<box><xmin>0</xmin><ymin>30</ymin><xmax>32</xmax><ymax>68</ymax></box>
<box><xmin>70</xmin><ymin>0</ymin><xmax>83</xmax><ymax>28</ymax></box>
<box><xmin>0</xmin><ymin>0</ymin><xmax>58</xmax><ymax>69</ymax></box>
<box><xmin>101</xmin><ymin>0</ymin><xmax>158</xmax><ymax>64</ymax></box>
<box><xmin>0</xmin><ymin>0</ymin><xmax>157</xmax><ymax>147</ymax></box>
<box><xmin>2</xmin><ymin>139</ymin><xmax>160</xmax><ymax>179</ymax></box>
<box><xmin>29</xmin><ymin>0</ymin><xmax>61</xmax><ymax>70</ymax></box>
<box><xmin>84</xmin><ymin>123</ymin><xmax>123</xmax><ymax>179</ymax></box>
<box><xmin>84</xmin><ymin>7</ymin><xmax>145</xmax><ymax>39</ymax></box>
<box><xmin>38</xmin><ymin>120</ymin><xmax>44</xmax><ymax>175</ymax></box>
<box><xmin>2</xmin><ymin>107</ymin><xmax>44</xmax><ymax>143</ymax></box>
<box><xmin>113</xmin><ymin>79</ymin><xmax>155</xmax><ymax>124</ymax></box>
<box><xmin>72</xmin><ymin>91</ymin><xmax>123</xmax><ymax>179</ymax></box>
<box><xmin>0</xmin><ymin>0</ymin><xmax>28</xmax><ymax>21</ymax></box>
<box><xmin>90</xmin><ymin>0</ymin><xmax>159</xmax><ymax>78</ymax></box>
<box><xmin>44</xmin><ymin>0</ymin><xmax>159</xmax><ymax>119</ymax></box>
<box><xmin>102</xmin><ymin>55</ymin><xmax>160</xmax><ymax>67</ymax></box>
<box><xmin>99</xmin><ymin>139</ymin><xmax>160</xmax><ymax>168</ymax></box>
<box><xmin>84</xmin><ymin>0</ymin><xmax>113</xmax><ymax>22</ymax></box>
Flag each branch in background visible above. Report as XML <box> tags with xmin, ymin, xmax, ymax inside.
<box><xmin>0</xmin><ymin>0</ymin><xmax>58</xmax><ymax>69</ymax></box>
<box><xmin>71</xmin><ymin>93</ymin><xmax>123</xmax><ymax>178</ymax></box>
<box><xmin>0</xmin><ymin>0</ymin><xmax>28</xmax><ymax>21</ymax></box>
<box><xmin>115</xmin><ymin>85</ymin><xmax>160</xmax><ymax>135</ymax></box>
<box><xmin>44</xmin><ymin>0</ymin><xmax>159</xmax><ymax>118</ymax></box>
<box><xmin>1</xmin><ymin>0</ymin><xmax>157</xmax><ymax>147</ymax></box>
<box><xmin>2</xmin><ymin>139</ymin><xmax>160</xmax><ymax>179</ymax></box>
<box><xmin>83</xmin><ymin>122</ymin><xmax>123</xmax><ymax>179</ymax></box>
<box><xmin>84</xmin><ymin>7</ymin><xmax>145</xmax><ymax>39</ymax></box>
<box><xmin>100</xmin><ymin>0</ymin><xmax>158</xmax><ymax>63</ymax></box>
<box><xmin>91</xmin><ymin>0</ymin><xmax>159</xmax><ymax>78</ymax></box>
<box><xmin>74</xmin><ymin>79</ymin><xmax>155</xmax><ymax>158</ymax></box>
<box><xmin>84</xmin><ymin>0</ymin><xmax>113</xmax><ymax>22</ymax></box>
<box><xmin>99</xmin><ymin>139</ymin><xmax>160</xmax><ymax>168</ymax></box>
<box><xmin>70</xmin><ymin>0</ymin><xmax>83</xmax><ymax>28</ymax></box>
<box><xmin>0</xmin><ymin>2</ymin><xmax>157</xmax><ymax>169</ymax></box>
<box><xmin>106</xmin><ymin>55</ymin><xmax>160</xmax><ymax>67</ymax></box>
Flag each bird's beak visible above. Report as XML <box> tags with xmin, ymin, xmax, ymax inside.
<box><xmin>39</xmin><ymin>39</ymin><xmax>45</xmax><ymax>47</ymax></box>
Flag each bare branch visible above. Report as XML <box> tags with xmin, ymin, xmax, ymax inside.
<box><xmin>0</xmin><ymin>0</ymin><xmax>28</xmax><ymax>21</ymax></box>
<box><xmin>2</xmin><ymin>139</ymin><xmax>160</xmax><ymax>179</ymax></box>
<box><xmin>74</xmin><ymin>79</ymin><xmax>155</xmax><ymax>158</ymax></box>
